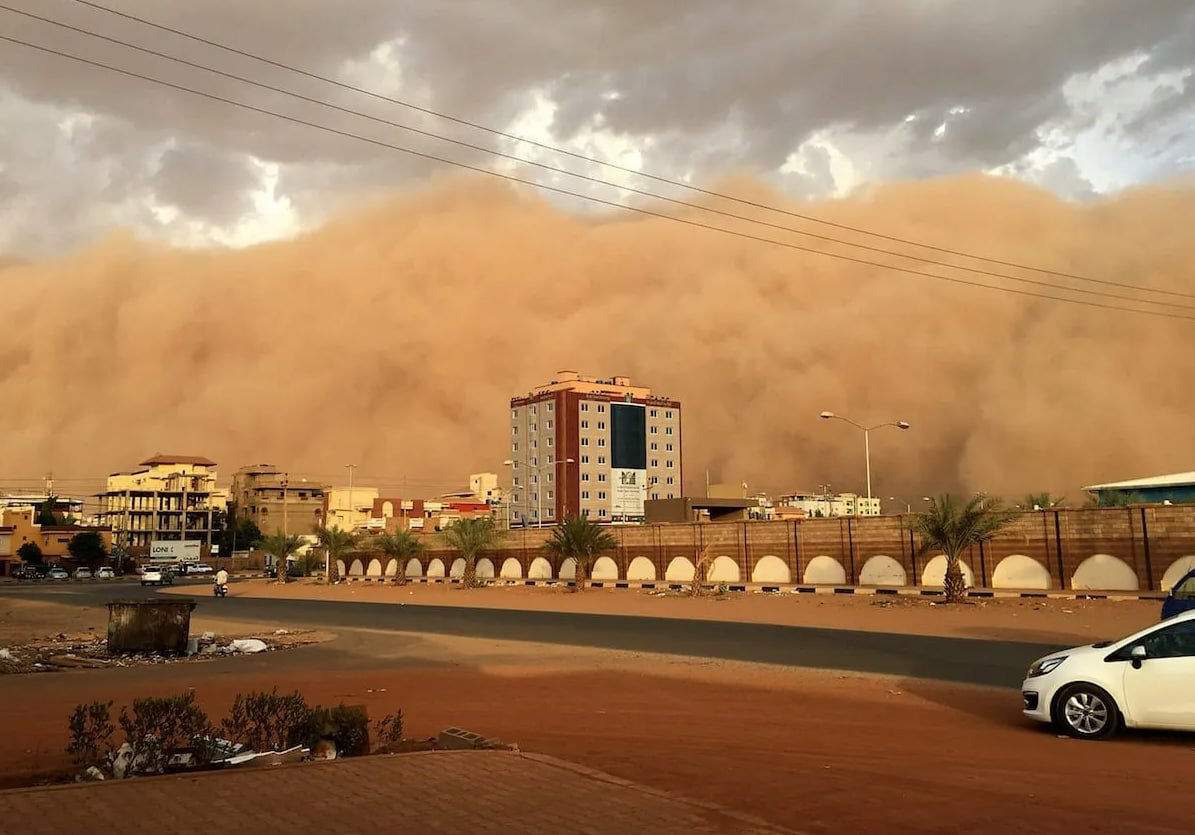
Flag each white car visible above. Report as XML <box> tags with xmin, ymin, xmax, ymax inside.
<box><xmin>1022</xmin><ymin>609</ymin><xmax>1195</xmax><ymax>739</ymax></box>
<box><xmin>95</xmin><ymin>567</ymin><xmax>115</xmax><ymax>579</ymax></box>
<box><xmin>187</xmin><ymin>563</ymin><xmax>214</xmax><ymax>575</ymax></box>
<box><xmin>140</xmin><ymin>567</ymin><xmax>174</xmax><ymax>587</ymax></box>
<box><xmin>73</xmin><ymin>567</ymin><xmax>92</xmax><ymax>579</ymax></box>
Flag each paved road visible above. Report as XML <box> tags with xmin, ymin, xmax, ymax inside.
<box><xmin>0</xmin><ymin>581</ymin><xmax>1056</xmax><ymax>688</ymax></box>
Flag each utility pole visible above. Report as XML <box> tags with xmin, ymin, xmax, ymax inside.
<box><xmin>345</xmin><ymin>464</ymin><xmax>357</xmax><ymax>532</ymax></box>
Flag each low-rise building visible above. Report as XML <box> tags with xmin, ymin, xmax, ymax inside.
<box><xmin>776</xmin><ymin>491</ymin><xmax>881</xmax><ymax>518</ymax></box>
<box><xmin>371</xmin><ymin>497</ymin><xmax>493</xmax><ymax>533</ymax></box>
<box><xmin>230</xmin><ymin>464</ymin><xmax>326</xmax><ymax>536</ymax></box>
<box><xmin>324</xmin><ymin>485</ymin><xmax>381</xmax><ymax>532</ymax></box>
<box><xmin>98</xmin><ymin>455</ymin><xmax>219</xmax><ymax>554</ymax></box>
<box><xmin>0</xmin><ymin>493</ymin><xmax>85</xmax><ymax>519</ymax></box>
<box><xmin>1084</xmin><ymin>471</ymin><xmax>1195</xmax><ymax>506</ymax></box>
<box><xmin>0</xmin><ymin>506</ymin><xmax>113</xmax><ymax>575</ymax></box>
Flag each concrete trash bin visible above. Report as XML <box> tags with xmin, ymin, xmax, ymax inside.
<box><xmin>107</xmin><ymin>599</ymin><xmax>197</xmax><ymax>654</ymax></box>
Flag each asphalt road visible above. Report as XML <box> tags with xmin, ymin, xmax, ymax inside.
<box><xmin>0</xmin><ymin>580</ymin><xmax>1058</xmax><ymax>688</ymax></box>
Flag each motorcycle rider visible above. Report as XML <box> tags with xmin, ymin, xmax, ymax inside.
<box><xmin>214</xmin><ymin>568</ymin><xmax>229</xmax><ymax>596</ymax></box>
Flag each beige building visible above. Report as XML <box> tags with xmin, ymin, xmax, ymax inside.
<box><xmin>776</xmin><ymin>491</ymin><xmax>881</xmax><ymax>518</ymax></box>
<box><xmin>0</xmin><ymin>506</ymin><xmax>114</xmax><ymax>575</ymax></box>
<box><xmin>98</xmin><ymin>454</ymin><xmax>219</xmax><ymax>553</ymax></box>
<box><xmin>509</xmin><ymin>371</ymin><xmax>682</xmax><ymax>526</ymax></box>
<box><xmin>324</xmin><ymin>485</ymin><xmax>381</xmax><ymax>532</ymax></box>
<box><xmin>230</xmin><ymin>464</ymin><xmax>326</xmax><ymax>536</ymax></box>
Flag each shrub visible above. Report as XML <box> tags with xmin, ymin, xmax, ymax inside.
<box><xmin>118</xmin><ymin>692</ymin><xmax>215</xmax><ymax>774</ymax></box>
<box><xmin>66</xmin><ymin>700</ymin><xmax>115</xmax><ymax>768</ymax></box>
<box><xmin>375</xmin><ymin>711</ymin><xmax>404</xmax><ymax>750</ymax></box>
<box><xmin>303</xmin><ymin>703</ymin><xmax>371</xmax><ymax>756</ymax></box>
<box><xmin>222</xmin><ymin>688</ymin><xmax>310</xmax><ymax>751</ymax></box>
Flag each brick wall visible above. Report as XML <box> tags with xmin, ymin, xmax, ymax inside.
<box><xmin>366</xmin><ymin>506</ymin><xmax>1195</xmax><ymax>591</ymax></box>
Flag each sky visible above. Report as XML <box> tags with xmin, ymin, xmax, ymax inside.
<box><xmin>0</xmin><ymin>0</ymin><xmax>1193</xmax><ymax>257</ymax></box>
<box><xmin>1</xmin><ymin>1</ymin><xmax>1194</xmax><ymax>505</ymax></box>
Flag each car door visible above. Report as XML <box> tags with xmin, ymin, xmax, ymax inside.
<box><xmin>1120</xmin><ymin>619</ymin><xmax>1195</xmax><ymax>730</ymax></box>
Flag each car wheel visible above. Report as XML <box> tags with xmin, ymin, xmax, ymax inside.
<box><xmin>1053</xmin><ymin>683</ymin><xmax>1120</xmax><ymax>740</ymax></box>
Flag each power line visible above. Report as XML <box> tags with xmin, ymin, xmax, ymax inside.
<box><xmin>65</xmin><ymin>0</ymin><xmax>1195</xmax><ymax>302</ymax></box>
<box><xmin>7</xmin><ymin>5</ymin><xmax>1189</xmax><ymax>312</ymax></box>
<box><xmin>3</xmin><ymin>32</ymin><xmax>1194</xmax><ymax>322</ymax></box>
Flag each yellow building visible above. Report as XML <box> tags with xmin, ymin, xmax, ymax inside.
<box><xmin>98</xmin><ymin>454</ymin><xmax>219</xmax><ymax>553</ymax></box>
<box><xmin>0</xmin><ymin>506</ymin><xmax>114</xmax><ymax>575</ymax></box>
<box><xmin>324</xmin><ymin>485</ymin><xmax>381</xmax><ymax>532</ymax></box>
<box><xmin>230</xmin><ymin>464</ymin><xmax>327</xmax><ymax>536</ymax></box>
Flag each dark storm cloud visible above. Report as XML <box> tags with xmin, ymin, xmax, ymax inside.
<box><xmin>0</xmin><ymin>0</ymin><xmax>1193</xmax><ymax>252</ymax></box>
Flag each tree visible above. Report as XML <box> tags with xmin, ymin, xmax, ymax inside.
<box><xmin>316</xmin><ymin>526</ymin><xmax>359</xmax><ymax>584</ymax></box>
<box><xmin>216</xmin><ymin>511</ymin><xmax>263</xmax><ymax>555</ymax></box>
<box><xmin>1088</xmin><ymin>490</ymin><xmax>1146</xmax><ymax>508</ymax></box>
<box><xmin>913</xmin><ymin>494</ymin><xmax>1019</xmax><ymax>603</ymax></box>
<box><xmin>260</xmin><ymin>533</ymin><xmax>304</xmax><ymax>583</ymax></box>
<box><xmin>17</xmin><ymin>541</ymin><xmax>43</xmax><ymax>564</ymax></box>
<box><xmin>439</xmin><ymin>517</ymin><xmax>502</xmax><ymax>586</ymax></box>
<box><xmin>544</xmin><ymin>515</ymin><xmax>617</xmax><ymax>592</ymax></box>
<box><xmin>1021</xmin><ymin>493</ymin><xmax>1066</xmax><ymax>511</ymax></box>
<box><xmin>67</xmin><ymin>531</ymin><xmax>108</xmax><ymax>569</ymax></box>
<box><xmin>374</xmin><ymin>530</ymin><xmax>424</xmax><ymax>584</ymax></box>
<box><xmin>36</xmin><ymin>495</ymin><xmax>63</xmax><ymax>526</ymax></box>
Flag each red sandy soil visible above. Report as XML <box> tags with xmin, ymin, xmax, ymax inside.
<box><xmin>231</xmin><ymin>579</ymin><xmax>1161</xmax><ymax>645</ymax></box>
<box><xmin>0</xmin><ymin>624</ymin><xmax>1191</xmax><ymax>833</ymax></box>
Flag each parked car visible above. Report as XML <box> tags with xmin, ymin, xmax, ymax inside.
<box><xmin>73</xmin><ymin>567</ymin><xmax>92</xmax><ymax>580</ymax></box>
<box><xmin>140</xmin><ymin>567</ymin><xmax>174</xmax><ymax>587</ymax></box>
<box><xmin>1022</xmin><ymin>609</ymin><xmax>1195</xmax><ymax>739</ymax></box>
<box><xmin>12</xmin><ymin>564</ymin><xmax>48</xmax><ymax>580</ymax></box>
<box><xmin>264</xmin><ymin>562</ymin><xmax>304</xmax><ymax>579</ymax></box>
<box><xmin>187</xmin><ymin>563</ymin><xmax>214</xmax><ymax>575</ymax></box>
<box><xmin>95</xmin><ymin>567</ymin><xmax>115</xmax><ymax>579</ymax></box>
<box><xmin>47</xmin><ymin>567</ymin><xmax>69</xmax><ymax>581</ymax></box>
<box><xmin>1161</xmin><ymin>569</ymin><xmax>1195</xmax><ymax>620</ymax></box>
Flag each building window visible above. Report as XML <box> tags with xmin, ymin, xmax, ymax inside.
<box><xmin>546</xmin><ymin>419</ymin><xmax>553</xmax><ymax>428</ymax></box>
<box><xmin>666</xmin><ymin>477</ymin><xmax>674</xmax><ymax>485</ymax></box>
<box><xmin>650</xmin><ymin>426</ymin><xmax>658</xmax><ymax>434</ymax></box>
<box><xmin>582</xmin><ymin>473</ymin><xmax>590</xmax><ymax>482</ymax></box>
<box><xmin>652</xmin><ymin>493</ymin><xmax>659</xmax><ymax>500</ymax></box>
<box><xmin>666</xmin><ymin>492</ymin><xmax>675</xmax><ymax>499</ymax></box>
<box><xmin>547</xmin><ymin>402</ymin><xmax>554</xmax><ymax>412</ymax></box>
<box><xmin>650</xmin><ymin>409</ymin><xmax>657</xmax><ymax>417</ymax></box>
<box><xmin>650</xmin><ymin>476</ymin><xmax>658</xmax><ymax>485</ymax></box>
<box><xmin>598</xmin><ymin>473</ymin><xmax>607</xmax><ymax>482</ymax></box>
<box><xmin>581</xmin><ymin>438</ymin><xmax>589</xmax><ymax>446</ymax></box>
<box><xmin>547</xmin><ymin>437</ymin><xmax>553</xmax><ymax>447</ymax></box>
<box><xmin>511</xmin><ymin>410</ymin><xmax>517</xmax><ymax>419</ymax></box>
<box><xmin>512</xmin><ymin>442</ymin><xmax>519</xmax><ymax>452</ymax></box>
<box><xmin>598</xmin><ymin>492</ymin><xmax>606</xmax><ymax>500</ymax></box>
<box><xmin>598</xmin><ymin>456</ymin><xmax>606</xmax><ymax>465</ymax></box>
<box><xmin>597</xmin><ymin>439</ymin><xmax>605</xmax><ymax>447</ymax></box>
<box><xmin>665</xmin><ymin>427</ymin><xmax>673</xmax><ymax>435</ymax></box>
<box><xmin>597</xmin><ymin>421</ymin><xmax>605</xmax><ymax>430</ymax></box>
<box><xmin>665</xmin><ymin>410</ymin><xmax>673</xmax><ymax>418</ymax></box>
<box><xmin>581</xmin><ymin>403</ymin><xmax>589</xmax><ymax>412</ymax></box>
<box><xmin>666</xmin><ymin>443</ymin><xmax>673</xmax><ymax>451</ymax></box>
<box><xmin>650</xmin><ymin>459</ymin><xmax>658</xmax><ymax>467</ymax></box>
<box><xmin>531</xmin><ymin>405</ymin><xmax>537</xmax><ymax>414</ymax></box>
<box><xmin>581</xmin><ymin>420</ymin><xmax>588</xmax><ymax>428</ymax></box>
<box><xmin>512</xmin><ymin>426</ymin><xmax>518</xmax><ymax>435</ymax></box>
<box><xmin>666</xmin><ymin>460</ymin><xmax>674</xmax><ymax>468</ymax></box>
<box><xmin>582</xmin><ymin>491</ymin><xmax>590</xmax><ymax>499</ymax></box>
<box><xmin>581</xmin><ymin>455</ymin><xmax>589</xmax><ymax>464</ymax></box>
<box><xmin>598</xmin><ymin>508</ymin><xmax>607</xmax><ymax>517</ymax></box>
<box><xmin>597</xmin><ymin>404</ymin><xmax>605</xmax><ymax>413</ymax></box>
<box><xmin>581</xmin><ymin>508</ymin><xmax>590</xmax><ymax>517</ymax></box>
<box><xmin>547</xmin><ymin>490</ymin><xmax>554</xmax><ymax>499</ymax></box>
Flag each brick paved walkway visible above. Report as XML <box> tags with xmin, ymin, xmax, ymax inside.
<box><xmin>0</xmin><ymin>750</ymin><xmax>797</xmax><ymax>834</ymax></box>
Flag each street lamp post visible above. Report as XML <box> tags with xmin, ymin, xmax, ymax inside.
<box><xmin>504</xmin><ymin>457</ymin><xmax>575</xmax><ymax>527</ymax></box>
<box><xmin>819</xmin><ymin>412</ymin><xmax>910</xmax><ymax>500</ymax></box>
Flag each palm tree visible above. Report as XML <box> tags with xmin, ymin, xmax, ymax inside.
<box><xmin>439</xmin><ymin>516</ymin><xmax>502</xmax><ymax>586</ymax></box>
<box><xmin>260</xmin><ymin>533</ymin><xmax>305</xmax><ymax>584</ymax></box>
<box><xmin>316</xmin><ymin>526</ymin><xmax>359</xmax><ymax>584</ymax></box>
<box><xmin>1021</xmin><ymin>492</ymin><xmax>1066</xmax><ymax>511</ymax></box>
<box><xmin>913</xmin><ymin>494</ymin><xmax>1019</xmax><ymax>603</ymax></box>
<box><xmin>545</xmin><ymin>515</ymin><xmax>617</xmax><ymax>592</ymax></box>
<box><xmin>375</xmin><ymin>530</ymin><xmax>424</xmax><ymax>584</ymax></box>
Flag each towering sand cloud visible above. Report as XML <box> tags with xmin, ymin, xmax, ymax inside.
<box><xmin>2</xmin><ymin>173</ymin><xmax>1192</xmax><ymax>497</ymax></box>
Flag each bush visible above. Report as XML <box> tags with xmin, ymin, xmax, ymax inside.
<box><xmin>375</xmin><ymin>711</ymin><xmax>404</xmax><ymax>750</ymax></box>
<box><xmin>118</xmin><ymin>692</ymin><xmax>215</xmax><ymax>774</ymax></box>
<box><xmin>303</xmin><ymin>703</ymin><xmax>370</xmax><ymax>756</ymax></box>
<box><xmin>66</xmin><ymin>700</ymin><xmax>115</xmax><ymax>767</ymax></box>
<box><xmin>222</xmin><ymin>688</ymin><xmax>310</xmax><ymax>751</ymax></box>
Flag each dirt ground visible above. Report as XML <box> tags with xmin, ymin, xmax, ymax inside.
<box><xmin>0</xmin><ymin>623</ymin><xmax>1190</xmax><ymax>833</ymax></box>
<box><xmin>231</xmin><ymin>579</ymin><xmax>1162</xmax><ymax>645</ymax></box>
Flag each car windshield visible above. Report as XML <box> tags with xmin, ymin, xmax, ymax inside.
<box><xmin>1172</xmin><ymin>573</ymin><xmax>1195</xmax><ymax>600</ymax></box>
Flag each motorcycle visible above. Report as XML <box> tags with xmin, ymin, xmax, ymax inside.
<box><xmin>213</xmin><ymin>582</ymin><xmax>228</xmax><ymax>597</ymax></box>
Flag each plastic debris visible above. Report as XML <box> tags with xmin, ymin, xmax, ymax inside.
<box><xmin>226</xmin><ymin>638</ymin><xmax>268</xmax><ymax>654</ymax></box>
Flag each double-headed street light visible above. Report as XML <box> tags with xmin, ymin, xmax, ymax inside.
<box><xmin>819</xmin><ymin>411</ymin><xmax>910</xmax><ymax>500</ymax></box>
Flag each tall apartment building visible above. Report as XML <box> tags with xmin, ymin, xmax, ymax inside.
<box><xmin>509</xmin><ymin>371</ymin><xmax>682</xmax><ymax>526</ymax></box>
<box><xmin>230</xmin><ymin>464</ymin><xmax>327</xmax><ymax>536</ymax></box>
<box><xmin>98</xmin><ymin>454</ymin><xmax>218</xmax><ymax>553</ymax></box>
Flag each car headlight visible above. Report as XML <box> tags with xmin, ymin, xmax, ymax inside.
<box><xmin>1027</xmin><ymin>655</ymin><xmax>1068</xmax><ymax>678</ymax></box>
